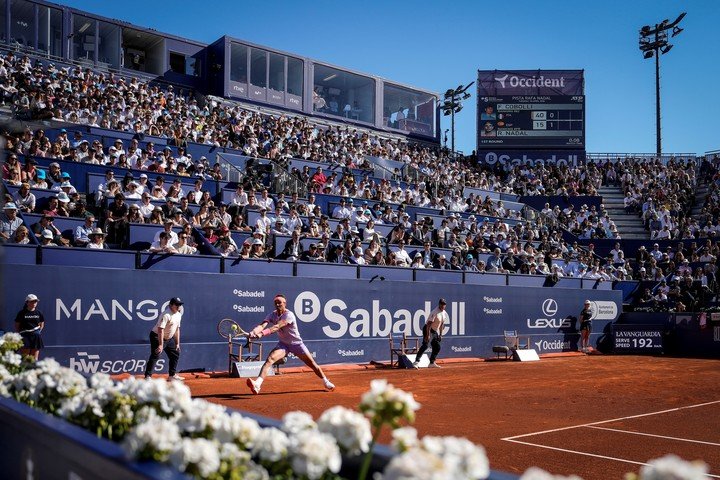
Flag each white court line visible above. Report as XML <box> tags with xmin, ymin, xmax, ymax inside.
<box><xmin>586</xmin><ymin>425</ymin><xmax>720</xmax><ymax>447</ymax></box>
<box><xmin>503</xmin><ymin>439</ymin><xmax>720</xmax><ymax>479</ymax></box>
<box><xmin>502</xmin><ymin>399</ymin><xmax>720</xmax><ymax>441</ymax></box>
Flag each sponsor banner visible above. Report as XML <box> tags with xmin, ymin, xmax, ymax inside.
<box><xmin>477</xmin><ymin>150</ymin><xmax>586</xmax><ymax>167</ymax></box>
<box><xmin>478</xmin><ymin>70</ymin><xmax>584</xmax><ymax>96</ymax></box>
<box><xmin>1</xmin><ymin>265</ymin><xmax>621</xmax><ymax>371</ymax></box>
<box><xmin>613</xmin><ymin>324</ymin><xmax>664</xmax><ymax>354</ymax></box>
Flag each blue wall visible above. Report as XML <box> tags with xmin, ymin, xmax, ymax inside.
<box><xmin>1</xmin><ymin>264</ymin><xmax>621</xmax><ymax>375</ymax></box>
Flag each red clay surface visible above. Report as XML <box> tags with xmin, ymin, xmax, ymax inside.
<box><xmin>184</xmin><ymin>355</ymin><xmax>720</xmax><ymax>479</ymax></box>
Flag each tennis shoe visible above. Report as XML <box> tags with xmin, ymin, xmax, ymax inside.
<box><xmin>428</xmin><ymin>362</ymin><xmax>441</xmax><ymax>368</ymax></box>
<box><xmin>323</xmin><ymin>379</ymin><xmax>335</xmax><ymax>391</ymax></box>
<box><xmin>168</xmin><ymin>374</ymin><xmax>184</xmax><ymax>381</ymax></box>
<box><xmin>247</xmin><ymin>378</ymin><xmax>260</xmax><ymax>395</ymax></box>
<box><xmin>412</xmin><ymin>361</ymin><xmax>420</xmax><ymax>369</ymax></box>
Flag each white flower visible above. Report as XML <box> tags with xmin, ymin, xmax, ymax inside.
<box><xmin>119</xmin><ymin>377</ymin><xmax>192</xmax><ymax>415</ymax></box>
<box><xmin>639</xmin><ymin>454</ymin><xmax>709</xmax><ymax>480</ymax></box>
<box><xmin>122</xmin><ymin>417</ymin><xmax>181</xmax><ymax>461</ymax></box>
<box><xmin>360</xmin><ymin>379</ymin><xmax>421</xmax><ymax>426</ymax></box>
<box><xmin>520</xmin><ymin>467</ymin><xmax>584</xmax><ymax>480</ymax></box>
<box><xmin>318</xmin><ymin>405</ymin><xmax>372</xmax><ymax>455</ymax></box>
<box><xmin>252</xmin><ymin>427</ymin><xmax>289</xmax><ymax>463</ymax></box>
<box><xmin>0</xmin><ymin>332</ymin><xmax>23</xmax><ymax>352</ymax></box>
<box><xmin>288</xmin><ymin>429</ymin><xmax>341</xmax><ymax>480</ymax></box>
<box><xmin>0</xmin><ymin>351</ymin><xmax>22</xmax><ymax>367</ymax></box>
<box><xmin>0</xmin><ymin>364</ymin><xmax>11</xmax><ymax>397</ymax></box>
<box><xmin>282</xmin><ymin>410</ymin><xmax>317</xmax><ymax>435</ymax></box>
<box><xmin>382</xmin><ymin>448</ymin><xmax>455</xmax><ymax>480</ymax></box>
<box><xmin>176</xmin><ymin>398</ymin><xmax>227</xmax><ymax>437</ymax></box>
<box><xmin>215</xmin><ymin>411</ymin><xmax>261</xmax><ymax>448</ymax></box>
<box><xmin>420</xmin><ymin>435</ymin><xmax>489</xmax><ymax>479</ymax></box>
<box><xmin>169</xmin><ymin>437</ymin><xmax>221</xmax><ymax>478</ymax></box>
<box><xmin>12</xmin><ymin>358</ymin><xmax>87</xmax><ymax>408</ymax></box>
<box><xmin>391</xmin><ymin>427</ymin><xmax>419</xmax><ymax>452</ymax></box>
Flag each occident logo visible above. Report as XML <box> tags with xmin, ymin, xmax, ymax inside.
<box><xmin>534</xmin><ymin>340</ymin><xmax>572</xmax><ymax>352</ymax></box>
<box><xmin>481</xmin><ymin>151</ymin><xmax>580</xmax><ymax>167</ymax></box>
<box><xmin>69</xmin><ymin>352</ymin><xmax>164</xmax><ymax>374</ymax></box>
<box><xmin>493</xmin><ymin>74</ymin><xmax>566</xmax><ymax>89</ymax></box>
<box><xmin>527</xmin><ymin>298</ymin><xmax>571</xmax><ymax>329</ymax></box>
<box><xmin>293</xmin><ymin>291</ymin><xmax>466</xmax><ymax>339</ymax></box>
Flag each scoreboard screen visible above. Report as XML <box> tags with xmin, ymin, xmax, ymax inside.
<box><xmin>477</xmin><ymin>95</ymin><xmax>585</xmax><ymax>148</ymax></box>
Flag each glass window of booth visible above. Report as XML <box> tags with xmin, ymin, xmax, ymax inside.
<box><xmin>383</xmin><ymin>83</ymin><xmax>436</xmax><ymax>137</ymax></box>
<box><xmin>313</xmin><ymin>63</ymin><xmax>375</xmax><ymax>124</ymax></box>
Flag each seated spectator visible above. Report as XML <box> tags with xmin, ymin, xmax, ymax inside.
<box><xmin>127</xmin><ymin>205</ymin><xmax>145</xmax><ymax>224</ymax></box>
<box><xmin>74</xmin><ymin>215</ymin><xmax>96</xmax><ymax>247</ymax></box>
<box><xmin>148</xmin><ymin>232</ymin><xmax>177</xmax><ymax>254</ymax></box>
<box><xmin>86</xmin><ymin>228</ymin><xmax>107</xmax><ymax>250</ymax></box>
<box><xmin>147</xmin><ymin>207</ymin><xmax>165</xmax><ymax>225</ymax></box>
<box><xmin>105</xmin><ymin>193</ymin><xmax>129</xmax><ymax>246</ymax></box>
<box><xmin>0</xmin><ymin>202</ymin><xmax>23</xmax><ymax>243</ymax></box>
<box><xmin>13</xmin><ymin>183</ymin><xmax>35</xmax><ymax>213</ymax></box>
<box><xmin>216</xmin><ymin>237</ymin><xmax>237</xmax><ymax>257</ymax></box>
<box><xmin>249</xmin><ymin>238</ymin><xmax>267</xmax><ymax>259</ymax></box>
<box><xmin>40</xmin><ymin>228</ymin><xmax>57</xmax><ymax>247</ymax></box>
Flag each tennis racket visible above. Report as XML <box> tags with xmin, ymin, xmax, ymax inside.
<box><xmin>217</xmin><ymin>318</ymin><xmax>250</xmax><ymax>340</ymax></box>
<box><xmin>18</xmin><ymin>326</ymin><xmax>41</xmax><ymax>334</ymax></box>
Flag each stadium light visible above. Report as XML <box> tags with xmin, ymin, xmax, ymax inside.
<box><xmin>638</xmin><ymin>12</ymin><xmax>686</xmax><ymax>156</ymax></box>
<box><xmin>441</xmin><ymin>81</ymin><xmax>474</xmax><ymax>157</ymax></box>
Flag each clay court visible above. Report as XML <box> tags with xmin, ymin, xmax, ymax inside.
<box><xmin>186</xmin><ymin>355</ymin><xmax>720</xmax><ymax>479</ymax></box>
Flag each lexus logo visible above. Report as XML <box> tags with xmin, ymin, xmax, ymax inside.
<box><xmin>542</xmin><ymin>299</ymin><xmax>558</xmax><ymax>317</ymax></box>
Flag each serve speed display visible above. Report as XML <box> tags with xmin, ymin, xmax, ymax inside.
<box><xmin>477</xmin><ymin>95</ymin><xmax>585</xmax><ymax>148</ymax></box>
<box><xmin>613</xmin><ymin>324</ymin><xmax>664</xmax><ymax>354</ymax></box>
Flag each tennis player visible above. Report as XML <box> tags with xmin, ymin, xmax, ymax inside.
<box><xmin>246</xmin><ymin>293</ymin><xmax>335</xmax><ymax>394</ymax></box>
<box><xmin>14</xmin><ymin>293</ymin><xmax>45</xmax><ymax>360</ymax></box>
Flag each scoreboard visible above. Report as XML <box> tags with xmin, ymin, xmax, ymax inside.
<box><xmin>477</xmin><ymin>95</ymin><xmax>585</xmax><ymax>148</ymax></box>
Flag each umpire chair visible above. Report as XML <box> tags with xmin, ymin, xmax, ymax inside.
<box><xmin>389</xmin><ymin>332</ymin><xmax>420</xmax><ymax>368</ymax></box>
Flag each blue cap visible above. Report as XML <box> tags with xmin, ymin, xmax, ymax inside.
<box><xmin>36</xmin><ymin>170</ymin><xmax>46</xmax><ymax>179</ymax></box>
<box><xmin>60</xmin><ymin>128</ymin><xmax>67</xmax><ymax>133</ymax></box>
<box><xmin>61</xmin><ymin>172</ymin><xmax>71</xmax><ymax>179</ymax></box>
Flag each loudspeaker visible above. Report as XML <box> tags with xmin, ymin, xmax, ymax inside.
<box><xmin>513</xmin><ymin>349</ymin><xmax>540</xmax><ymax>362</ymax></box>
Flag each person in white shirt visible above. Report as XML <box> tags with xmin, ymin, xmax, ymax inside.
<box><xmin>413</xmin><ymin>298</ymin><xmax>449</xmax><ymax>368</ymax></box>
<box><xmin>144</xmin><ymin>297</ymin><xmax>184</xmax><ymax>380</ymax></box>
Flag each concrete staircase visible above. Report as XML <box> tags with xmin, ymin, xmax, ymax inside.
<box><xmin>690</xmin><ymin>183</ymin><xmax>710</xmax><ymax>218</ymax></box>
<box><xmin>598</xmin><ymin>186</ymin><xmax>648</xmax><ymax>239</ymax></box>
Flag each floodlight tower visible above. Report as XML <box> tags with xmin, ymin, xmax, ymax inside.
<box><xmin>639</xmin><ymin>12</ymin><xmax>686</xmax><ymax>156</ymax></box>
<box><xmin>441</xmin><ymin>82</ymin><xmax>474</xmax><ymax>158</ymax></box>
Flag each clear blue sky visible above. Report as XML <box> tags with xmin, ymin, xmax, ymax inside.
<box><xmin>59</xmin><ymin>0</ymin><xmax>720</xmax><ymax>155</ymax></box>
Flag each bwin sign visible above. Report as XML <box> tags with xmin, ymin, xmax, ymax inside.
<box><xmin>69</xmin><ymin>352</ymin><xmax>165</xmax><ymax>374</ymax></box>
<box><xmin>293</xmin><ymin>291</ymin><xmax>466</xmax><ymax>339</ymax></box>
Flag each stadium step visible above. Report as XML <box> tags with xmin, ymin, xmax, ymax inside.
<box><xmin>599</xmin><ymin>184</ymin><xmax>649</xmax><ymax>239</ymax></box>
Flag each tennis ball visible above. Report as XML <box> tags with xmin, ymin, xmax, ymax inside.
<box><xmin>231</xmin><ymin>324</ymin><xmax>239</xmax><ymax>331</ymax></box>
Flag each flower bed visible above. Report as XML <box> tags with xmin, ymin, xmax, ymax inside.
<box><xmin>0</xmin><ymin>333</ymin><xmax>710</xmax><ymax>480</ymax></box>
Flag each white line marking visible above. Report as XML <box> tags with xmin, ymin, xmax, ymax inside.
<box><xmin>502</xmin><ymin>400</ymin><xmax>720</xmax><ymax>441</ymax></box>
<box><xmin>586</xmin><ymin>425</ymin><xmax>720</xmax><ymax>447</ymax></box>
<box><xmin>503</xmin><ymin>439</ymin><xmax>720</xmax><ymax>479</ymax></box>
